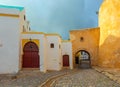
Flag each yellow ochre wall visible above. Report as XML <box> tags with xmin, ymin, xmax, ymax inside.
<box><xmin>22</xmin><ymin>39</ymin><xmax>39</xmax><ymax>49</ymax></box>
<box><xmin>99</xmin><ymin>0</ymin><xmax>120</xmax><ymax>68</ymax></box>
<box><xmin>70</xmin><ymin>27</ymin><xmax>100</xmax><ymax>67</ymax></box>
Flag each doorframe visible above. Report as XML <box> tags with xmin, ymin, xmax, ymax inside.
<box><xmin>22</xmin><ymin>41</ymin><xmax>40</xmax><ymax>69</ymax></box>
<box><xmin>63</xmin><ymin>54</ymin><xmax>70</xmax><ymax>67</ymax></box>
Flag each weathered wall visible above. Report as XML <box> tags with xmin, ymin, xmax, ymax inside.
<box><xmin>70</xmin><ymin>27</ymin><xmax>100</xmax><ymax>67</ymax></box>
<box><xmin>99</xmin><ymin>0</ymin><xmax>120</xmax><ymax>68</ymax></box>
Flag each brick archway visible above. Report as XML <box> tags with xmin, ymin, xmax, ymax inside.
<box><xmin>22</xmin><ymin>41</ymin><xmax>39</xmax><ymax>68</ymax></box>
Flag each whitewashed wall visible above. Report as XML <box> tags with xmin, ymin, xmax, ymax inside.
<box><xmin>58</xmin><ymin>37</ymin><xmax>62</xmax><ymax>69</ymax></box>
<box><xmin>0</xmin><ymin>8</ymin><xmax>20</xmax><ymax>15</ymax></box>
<box><xmin>46</xmin><ymin>36</ymin><xmax>62</xmax><ymax>71</ymax></box>
<box><xmin>0</xmin><ymin>7</ymin><xmax>73</xmax><ymax>74</ymax></box>
<box><xmin>61</xmin><ymin>41</ymin><xmax>73</xmax><ymax>69</ymax></box>
<box><xmin>19</xmin><ymin>9</ymin><xmax>26</xmax><ymax>32</ymax></box>
<box><xmin>19</xmin><ymin>9</ymin><xmax>25</xmax><ymax>70</ymax></box>
<box><xmin>0</xmin><ymin>15</ymin><xmax>20</xmax><ymax>74</ymax></box>
<box><xmin>21</xmin><ymin>33</ymin><xmax>47</xmax><ymax>72</ymax></box>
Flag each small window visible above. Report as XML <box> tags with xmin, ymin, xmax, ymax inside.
<box><xmin>24</xmin><ymin>15</ymin><xmax>26</xmax><ymax>20</ymax></box>
<box><xmin>23</xmin><ymin>26</ymin><xmax>26</xmax><ymax>32</ymax></box>
<box><xmin>80</xmin><ymin>37</ymin><xmax>84</xmax><ymax>42</ymax></box>
<box><xmin>50</xmin><ymin>43</ymin><xmax>54</xmax><ymax>48</ymax></box>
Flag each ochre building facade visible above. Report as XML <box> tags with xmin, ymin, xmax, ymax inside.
<box><xmin>70</xmin><ymin>28</ymin><xmax>100</xmax><ymax>67</ymax></box>
<box><xmin>70</xmin><ymin>0</ymin><xmax>120</xmax><ymax>68</ymax></box>
<box><xmin>99</xmin><ymin>0</ymin><xmax>120</xmax><ymax>68</ymax></box>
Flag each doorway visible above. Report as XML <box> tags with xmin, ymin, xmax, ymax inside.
<box><xmin>75</xmin><ymin>50</ymin><xmax>91</xmax><ymax>69</ymax></box>
<box><xmin>22</xmin><ymin>41</ymin><xmax>39</xmax><ymax>68</ymax></box>
<box><xmin>63</xmin><ymin>55</ymin><xmax>69</xmax><ymax>67</ymax></box>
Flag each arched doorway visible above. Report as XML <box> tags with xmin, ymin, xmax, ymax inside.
<box><xmin>22</xmin><ymin>41</ymin><xmax>39</xmax><ymax>68</ymax></box>
<box><xmin>63</xmin><ymin>55</ymin><xmax>69</xmax><ymax>67</ymax></box>
<box><xmin>75</xmin><ymin>50</ymin><xmax>91</xmax><ymax>69</ymax></box>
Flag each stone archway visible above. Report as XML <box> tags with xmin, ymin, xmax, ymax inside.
<box><xmin>22</xmin><ymin>41</ymin><xmax>39</xmax><ymax>68</ymax></box>
<box><xmin>75</xmin><ymin>50</ymin><xmax>91</xmax><ymax>69</ymax></box>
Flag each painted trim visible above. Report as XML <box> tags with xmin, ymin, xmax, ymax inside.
<box><xmin>45</xmin><ymin>33</ymin><xmax>62</xmax><ymax>38</ymax></box>
<box><xmin>0</xmin><ymin>5</ymin><xmax>24</xmax><ymax>11</ymax></box>
<box><xmin>22</xmin><ymin>32</ymin><xmax>45</xmax><ymax>34</ymax></box>
<box><xmin>22</xmin><ymin>39</ymin><xmax>40</xmax><ymax>48</ymax></box>
<box><xmin>0</xmin><ymin>13</ymin><xmax>19</xmax><ymax>18</ymax></box>
<box><xmin>70</xmin><ymin>27</ymin><xmax>100</xmax><ymax>32</ymax></box>
<box><xmin>22</xmin><ymin>32</ymin><xmax>62</xmax><ymax>38</ymax></box>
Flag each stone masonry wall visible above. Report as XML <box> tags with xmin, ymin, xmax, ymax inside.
<box><xmin>99</xmin><ymin>0</ymin><xmax>120</xmax><ymax>68</ymax></box>
<box><xmin>70</xmin><ymin>28</ymin><xmax>100</xmax><ymax>67</ymax></box>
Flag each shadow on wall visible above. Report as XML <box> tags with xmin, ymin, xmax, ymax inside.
<box><xmin>99</xmin><ymin>35</ymin><xmax>120</xmax><ymax>68</ymax></box>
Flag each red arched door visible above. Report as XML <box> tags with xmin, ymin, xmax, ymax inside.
<box><xmin>63</xmin><ymin>55</ymin><xmax>69</xmax><ymax>67</ymax></box>
<box><xmin>22</xmin><ymin>41</ymin><xmax>39</xmax><ymax>68</ymax></box>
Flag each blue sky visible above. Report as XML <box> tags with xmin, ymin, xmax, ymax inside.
<box><xmin>0</xmin><ymin>0</ymin><xmax>103</xmax><ymax>39</ymax></box>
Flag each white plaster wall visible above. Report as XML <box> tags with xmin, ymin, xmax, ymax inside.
<box><xmin>17</xmin><ymin>9</ymin><xmax>29</xmax><ymax>33</ymax></box>
<box><xmin>46</xmin><ymin>36</ymin><xmax>62</xmax><ymax>71</ymax></box>
<box><xmin>0</xmin><ymin>8</ymin><xmax>20</xmax><ymax>15</ymax></box>
<box><xmin>21</xmin><ymin>34</ymin><xmax>47</xmax><ymax>72</ymax></box>
<box><xmin>0</xmin><ymin>16</ymin><xmax>20</xmax><ymax>74</ymax></box>
<box><xmin>43</xmin><ymin>36</ymin><xmax>47</xmax><ymax>72</ymax></box>
<box><xmin>18</xmin><ymin>9</ymin><xmax>25</xmax><ymax>70</ymax></box>
<box><xmin>58</xmin><ymin>37</ymin><xmax>62</xmax><ymax>70</ymax></box>
<box><xmin>61</xmin><ymin>42</ymin><xmax>73</xmax><ymax>69</ymax></box>
<box><xmin>19</xmin><ymin>9</ymin><xmax>26</xmax><ymax>33</ymax></box>
<box><xmin>24</xmin><ymin>21</ymin><xmax>30</xmax><ymax>31</ymax></box>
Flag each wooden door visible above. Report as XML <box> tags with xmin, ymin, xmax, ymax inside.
<box><xmin>63</xmin><ymin>55</ymin><xmax>69</xmax><ymax>67</ymax></box>
<box><xmin>22</xmin><ymin>41</ymin><xmax>39</xmax><ymax>68</ymax></box>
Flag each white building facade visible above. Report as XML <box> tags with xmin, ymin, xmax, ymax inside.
<box><xmin>0</xmin><ymin>5</ymin><xmax>73</xmax><ymax>74</ymax></box>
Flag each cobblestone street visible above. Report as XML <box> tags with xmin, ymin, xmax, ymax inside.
<box><xmin>0</xmin><ymin>69</ymin><xmax>120</xmax><ymax>87</ymax></box>
<box><xmin>0</xmin><ymin>69</ymin><xmax>73</xmax><ymax>87</ymax></box>
<box><xmin>51</xmin><ymin>69</ymin><xmax>120</xmax><ymax>87</ymax></box>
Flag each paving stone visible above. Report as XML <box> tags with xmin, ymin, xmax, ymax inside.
<box><xmin>0</xmin><ymin>69</ymin><xmax>74</xmax><ymax>87</ymax></box>
<box><xmin>51</xmin><ymin>69</ymin><xmax>120</xmax><ymax>87</ymax></box>
<box><xmin>1</xmin><ymin>68</ymin><xmax>120</xmax><ymax>87</ymax></box>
